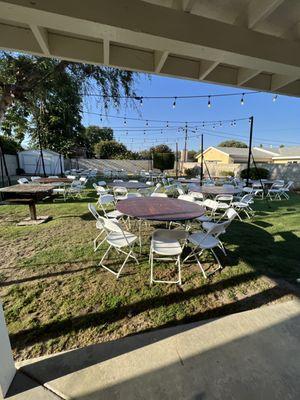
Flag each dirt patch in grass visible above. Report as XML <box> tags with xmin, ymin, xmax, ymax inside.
<box><xmin>0</xmin><ymin>191</ymin><xmax>299</xmax><ymax>360</ymax></box>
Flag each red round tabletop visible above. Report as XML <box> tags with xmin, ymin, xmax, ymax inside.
<box><xmin>116</xmin><ymin>197</ymin><xmax>205</xmax><ymax>221</ymax></box>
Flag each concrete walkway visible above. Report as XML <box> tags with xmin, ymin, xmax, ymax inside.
<box><xmin>6</xmin><ymin>300</ymin><xmax>300</xmax><ymax>400</ymax></box>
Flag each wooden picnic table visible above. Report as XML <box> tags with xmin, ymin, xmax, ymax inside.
<box><xmin>35</xmin><ymin>177</ymin><xmax>73</xmax><ymax>184</ymax></box>
<box><xmin>117</xmin><ymin>197</ymin><xmax>205</xmax><ymax>221</ymax></box>
<box><xmin>0</xmin><ymin>184</ymin><xmax>55</xmax><ymax>225</ymax></box>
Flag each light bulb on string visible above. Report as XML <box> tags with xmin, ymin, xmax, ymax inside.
<box><xmin>202</xmin><ymin>122</ymin><xmax>205</xmax><ymax>128</ymax></box>
<box><xmin>146</xmin><ymin>120</ymin><xmax>149</xmax><ymax>126</ymax></box>
<box><xmin>240</xmin><ymin>93</ymin><xmax>245</xmax><ymax>106</ymax></box>
<box><xmin>124</xmin><ymin>117</ymin><xmax>127</xmax><ymax>125</ymax></box>
<box><xmin>172</xmin><ymin>97</ymin><xmax>177</xmax><ymax>109</ymax></box>
<box><xmin>273</xmin><ymin>94</ymin><xmax>278</xmax><ymax>102</ymax></box>
<box><xmin>233</xmin><ymin>120</ymin><xmax>236</xmax><ymax>127</ymax></box>
<box><xmin>219</xmin><ymin>121</ymin><xmax>222</xmax><ymax>127</ymax></box>
<box><xmin>207</xmin><ymin>96</ymin><xmax>211</xmax><ymax>108</ymax></box>
<box><xmin>140</xmin><ymin>97</ymin><xmax>143</xmax><ymax>106</ymax></box>
<box><xmin>166</xmin><ymin>121</ymin><xmax>169</xmax><ymax>128</ymax></box>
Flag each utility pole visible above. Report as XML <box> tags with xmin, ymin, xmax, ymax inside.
<box><xmin>175</xmin><ymin>141</ymin><xmax>178</xmax><ymax>179</ymax></box>
<box><xmin>200</xmin><ymin>133</ymin><xmax>204</xmax><ymax>186</ymax></box>
<box><xmin>246</xmin><ymin>116</ymin><xmax>254</xmax><ymax>187</ymax></box>
<box><xmin>38</xmin><ymin>102</ymin><xmax>46</xmax><ymax>177</ymax></box>
<box><xmin>182</xmin><ymin>122</ymin><xmax>188</xmax><ymax>173</ymax></box>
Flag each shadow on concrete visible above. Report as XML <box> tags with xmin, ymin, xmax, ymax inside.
<box><xmin>7</xmin><ymin>310</ymin><xmax>300</xmax><ymax>400</ymax></box>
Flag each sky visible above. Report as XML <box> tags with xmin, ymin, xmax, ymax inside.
<box><xmin>82</xmin><ymin>73</ymin><xmax>300</xmax><ymax>153</ymax></box>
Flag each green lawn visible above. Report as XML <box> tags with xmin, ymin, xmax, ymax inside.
<box><xmin>0</xmin><ymin>189</ymin><xmax>299</xmax><ymax>361</ymax></box>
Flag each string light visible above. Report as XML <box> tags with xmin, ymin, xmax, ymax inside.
<box><xmin>140</xmin><ymin>97</ymin><xmax>143</xmax><ymax>106</ymax></box>
<box><xmin>240</xmin><ymin>93</ymin><xmax>245</xmax><ymax>105</ymax></box>
<box><xmin>208</xmin><ymin>96</ymin><xmax>211</xmax><ymax>108</ymax></box>
<box><xmin>172</xmin><ymin>97</ymin><xmax>177</xmax><ymax>109</ymax></box>
<box><xmin>124</xmin><ymin>117</ymin><xmax>127</xmax><ymax>125</ymax></box>
<box><xmin>273</xmin><ymin>94</ymin><xmax>278</xmax><ymax>102</ymax></box>
<box><xmin>146</xmin><ymin>120</ymin><xmax>149</xmax><ymax>126</ymax></box>
<box><xmin>166</xmin><ymin>121</ymin><xmax>169</xmax><ymax>127</ymax></box>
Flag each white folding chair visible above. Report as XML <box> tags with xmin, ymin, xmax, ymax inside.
<box><xmin>31</xmin><ymin>176</ymin><xmax>41</xmax><ymax>182</ymax></box>
<box><xmin>184</xmin><ymin>222</ymin><xmax>231</xmax><ymax>278</ymax></box>
<box><xmin>150</xmin><ymin>192</ymin><xmax>168</xmax><ymax>198</ymax></box>
<box><xmin>93</xmin><ymin>183</ymin><xmax>109</xmax><ymax>196</ymax></box>
<box><xmin>178</xmin><ymin>194</ymin><xmax>196</xmax><ymax>202</ymax></box>
<box><xmin>126</xmin><ymin>192</ymin><xmax>142</xmax><ymax>199</ymax></box>
<box><xmin>97</xmin><ymin>217</ymin><xmax>139</xmax><ymax>278</ymax></box>
<box><xmin>282</xmin><ymin>181</ymin><xmax>294</xmax><ymax>199</ymax></box>
<box><xmin>97</xmin><ymin>194</ymin><xmax>124</xmax><ymax>219</ymax></box>
<box><xmin>150</xmin><ymin>229</ymin><xmax>188</xmax><ymax>285</ymax></box>
<box><xmin>232</xmin><ymin>194</ymin><xmax>254</xmax><ymax>218</ymax></box>
<box><xmin>113</xmin><ymin>186</ymin><xmax>128</xmax><ymax>201</ymax></box>
<box><xmin>88</xmin><ymin>203</ymin><xmax>108</xmax><ymax>251</ymax></box>
<box><xmin>215</xmin><ymin>194</ymin><xmax>233</xmax><ymax>206</ymax></box>
<box><xmin>18</xmin><ymin>178</ymin><xmax>29</xmax><ymax>184</ymax></box>
<box><xmin>129</xmin><ymin>180</ymin><xmax>138</xmax><ymax>183</ymax></box>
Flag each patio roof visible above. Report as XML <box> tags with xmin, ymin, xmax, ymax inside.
<box><xmin>1</xmin><ymin>0</ymin><xmax>300</xmax><ymax>96</ymax></box>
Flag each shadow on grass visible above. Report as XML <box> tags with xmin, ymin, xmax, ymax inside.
<box><xmin>9</xmin><ymin>272</ymin><xmax>293</xmax><ymax>351</ymax></box>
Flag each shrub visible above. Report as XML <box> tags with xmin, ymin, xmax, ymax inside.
<box><xmin>153</xmin><ymin>152</ymin><xmax>175</xmax><ymax>172</ymax></box>
<box><xmin>185</xmin><ymin>166</ymin><xmax>201</xmax><ymax>178</ymax></box>
<box><xmin>240</xmin><ymin>167</ymin><xmax>270</xmax><ymax>180</ymax></box>
<box><xmin>219</xmin><ymin>170</ymin><xmax>234</xmax><ymax>177</ymax></box>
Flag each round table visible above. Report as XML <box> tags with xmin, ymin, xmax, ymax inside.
<box><xmin>36</xmin><ymin>178</ymin><xmax>73</xmax><ymax>184</ymax></box>
<box><xmin>107</xmin><ymin>182</ymin><xmax>149</xmax><ymax>190</ymax></box>
<box><xmin>117</xmin><ymin>197</ymin><xmax>205</xmax><ymax>221</ymax></box>
<box><xmin>190</xmin><ymin>186</ymin><xmax>241</xmax><ymax>195</ymax></box>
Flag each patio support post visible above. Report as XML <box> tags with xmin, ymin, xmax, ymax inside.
<box><xmin>246</xmin><ymin>116</ymin><xmax>254</xmax><ymax>187</ymax></box>
<box><xmin>200</xmin><ymin>133</ymin><xmax>204</xmax><ymax>186</ymax></box>
<box><xmin>0</xmin><ymin>301</ymin><xmax>16</xmax><ymax>398</ymax></box>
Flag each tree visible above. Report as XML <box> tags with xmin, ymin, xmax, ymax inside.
<box><xmin>279</xmin><ymin>144</ymin><xmax>285</xmax><ymax>148</ymax></box>
<box><xmin>153</xmin><ymin>152</ymin><xmax>175</xmax><ymax>172</ymax></box>
<box><xmin>218</xmin><ymin>140</ymin><xmax>247</xmax><ymax>148</ymax></box>
<box><xmin>187</xmin><ymin>150</ymin><xmax>197</xmax><ymax>161</ymax></box>
<box><xmin>149</xmin><ymin>144</ymin><xmax>173</xmax><ymax>153</ymax></box>
<box><xmin>81</xmin><ymin>126</ymin><xmax>113</xmax><ymax>157</ymax></box>
<box><xmin>139</xmin><ymin>149</ymin><xmax>151</xmax><ymax>159</ymax></box>
<box><xmin>0</xmin><ymin>135</ymin><xmax>22</xmax><ymax>154</ymax></box>
<box><xmin>94</xmin><ymin>140</ymin><xmax>127</xmax><ymax>159</ymax></box>
<box><xmin>0</xmin><ymin>51</ymin><xmax>136</xmax><ymax>157</ymax></box>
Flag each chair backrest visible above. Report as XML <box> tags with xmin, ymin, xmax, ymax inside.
<box><xmin>97</xmin><ymin>194</ymin><xmax>115</xmax><ymax>205</ymax></box>
<box><xmin>67</xmin><ymin>175</ymin><xmax>76</xmax><ymax>180</ymax></box>
<box><xmin>240</xmin><ymin>194</ymin><xmax>254</xmax><ymax>204</ymax></box>
<box><xmin>203</xmin><ymin>199</ymin><xmax>219</xmax><ymax>211</ymax></box>
<box><xmin>178</xmin><ymin>194</ymin><xmax>195</xmax><ymax>203</ymax></box>
<box><xmin>88</xmin><ymin>203</ymin><xmax>101</xmax><ymax>220</ymax></box>
<box><xmin>113</xmin><ymin>186</ymin><xmax>128</xmax><ymax>195</ymax></box>
<box><xmin>222</xmin><ymin>184</ymin><xmax>234</xmax><ymax>189</ymax></box>
<box><xmin>243</xmin><ymin>187</ymin><xmax>253</xmax><ymax>193</ymax></box>
<box><xmin>49</xmin><ymin>175</ymin><xmax>59</xmax><ymax>178</ymax></box>
<box><xmin>126</xmin><ymin>192</ymin><xmax>142</xmax><ymax>198</ymax></box>
<box><xmin>207</xmin><ymin>220</ymin><xmax>231</xmax><ymax>237</ymax></box>
<box><xmin>129</xmin><ymin>180</ymin><xmax>138</xmax><ymax>183</ymax></box>
<box><xmin>176</xmin><ymin>187</ymin><xmax>185</xmax><ymax>196</ymax></box>
<box><xmin>18</xmin><ymin>178</ymin><xmax>29</xmax><ymax>184</ymax></box>
<box><xmin>79</xmin><ymin>177</ymin><xmax>87</xmax><ymax>183</ymax></box>
<box><xmin>92</xmin><ymin>183</ymin><xmax>98</xmax><ymax>190</ymax></box>
<box><xmin>189</xmin><ymin>191</ymin><xmax>204</xmax><ymax>201</ymax></box>
<box><xmin>97</xmin><ymin>180</ymin><xmax>106</xmax><ymax>186</ymax></box>
<box><xmin>153</xmin><ymin>183</ymin><xmax>162</xmax><ymax>193</ymax></box>
<box><xmin>113</xmin><ymin>179</ymin><xmax>123</xmax><ymax>183</ymax></box>
<box><xmin>215</xmin><ymin>194</ymin><xmax>233</xmax><ymax>203</ymax></box>
<box><xmin>224</xmin><ymin>207</ymin><xmax>239</xmax><ymax>221</ymax></box>
<box><xmin>151</xmin><ymin>192</ymin><xmax>168</xmax><ymax>197</ymax></box>
<box><xmin>31</xmin><ymin>176</ymin><xmax>41</xmax><ymax>181</ymax></box>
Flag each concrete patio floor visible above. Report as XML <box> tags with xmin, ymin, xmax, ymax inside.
<box><xmin>6</xmin><ymin>300</ymin><xmax>300</xmax><ymax>400</ymax></box>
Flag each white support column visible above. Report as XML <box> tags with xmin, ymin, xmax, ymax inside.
<box><xmin>0</xmin><ymin>302</ymin><xmax>16</xmax><ymax>399</ymax></box>
<box><xmin>199</xmin><ymin>60</ymin><xmax>219</xmax><ymax>80</ymax></box>
<box><xmin>103</xmin><ymin>38</ymin><xmax>110</xmax><ymax>65</ymax></box>
<box><xmin>30</xmin><ymin>25</ymin><xmax>50</xmax><ymax>56</ymax></box>
<box><xmin>154</xmin><ymin>50</ymin><xmax>169</xmax><ymax>73</ymax></box>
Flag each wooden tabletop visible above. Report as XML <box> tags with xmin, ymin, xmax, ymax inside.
<box><xmin>0</xmin><ymin>184</ymin><xmax>55</xmax><ymax>193</ymax></box>
<box><xmin>107</xmin><ymin>181</ymin><xmax>149</xmax><ymax>189</ymax></box>
<box><xmin>35</xmin><ymin>178</ymin><xmax>73</xmax><ymax>184</ymax></box>
<box><xmin>117</xmin><ymin>197</ymin><xmax>205</xmax><ymax>221</ymax></box>
<box><xmin>190</xmin><ymin>186</ymin><xmax>241</xmax><ymax>195</ymax></box>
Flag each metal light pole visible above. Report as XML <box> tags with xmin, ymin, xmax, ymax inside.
<box><xmin>246</xmin><ymin>116</ymin><xmax>254</xmax><ymax>187</ymax></box>
<box><xmin>200</xmin><ymin>133</ymin><xmax>204</xmax><ymax>186</ymax></box>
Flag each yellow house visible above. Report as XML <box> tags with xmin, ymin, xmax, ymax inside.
<box><xmin>196</xmin><ymin>146</ymin><xmax>277</xmax><ymax>165</ymax></box>
<box><xmin>272</xmin><ymin>146</ymin><xmax>300</xmax><ymax>164</ymax></box>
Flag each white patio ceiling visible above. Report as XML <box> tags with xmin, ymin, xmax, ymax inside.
<box><xmin>1</xmin><ymin>0</ymin><xmax>300</xmax><ymax>96</ymax></box>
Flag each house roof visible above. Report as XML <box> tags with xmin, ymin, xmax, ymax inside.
<box><xmin>197</xmin><ymin>146</ymin><xmax>278</xmax><ymax>160</ymax></box>
<box><xmin>273</xmin><ymin>146</ymin><xmax>300</xmax><ymax>157</ymax></box>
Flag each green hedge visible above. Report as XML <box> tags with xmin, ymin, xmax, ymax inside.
<box><xmin>153</xmin><ymin>152</ymin><xmax>175</xmax><ymax>172</ymax></box>
<box><xmin>240</xmin><ymin>167</ymin><xmax>270</xmax><ymax>180</ymax></box>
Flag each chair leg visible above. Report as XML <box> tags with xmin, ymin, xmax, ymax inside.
<box><xmin>150</xmin><ymin>250</ymin><xmax>154</xmax><ymax>285</ymax></box>
<box><xmin>99</xmin><ymin>245</ymin><xmax>112</xmax><ymax>266</ymax></box>
<box><xmin>211</xmin><ymin>248</ymin><xmax>222</xmax><ymax>271</ymax></box>
<box><xmin>177</xmin><ymin>256</ymin><xmax>182</xmax><ymax>285</ymax></box>
<box><xmin>116</xmin><ymin>250</ymin><xmax>132</xmax><ymax>279</ymax></box>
